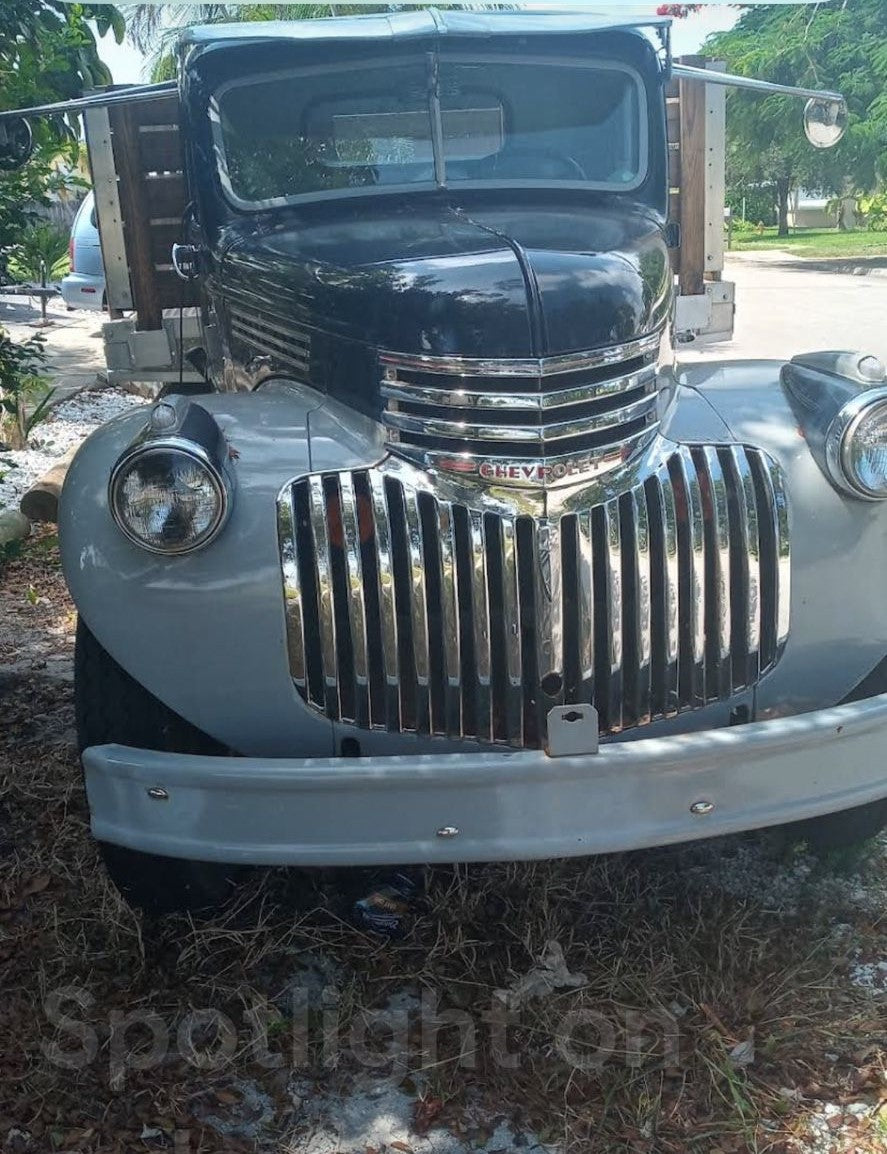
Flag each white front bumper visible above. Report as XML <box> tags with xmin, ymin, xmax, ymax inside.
<box><xmin>82</xmin><ymin>693</ymin><xmax>887</xmax><ymax>866</ymax></box>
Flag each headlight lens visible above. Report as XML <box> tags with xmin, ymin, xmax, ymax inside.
<box><xmin>110</xmin><ymin>442</ymin><xmax>230</xmax><ymax>554</ymax></box>
<box><xmin>826</xmin><ymin>390</ymin><xmax>887</xmax><ymax>500</ymax></box>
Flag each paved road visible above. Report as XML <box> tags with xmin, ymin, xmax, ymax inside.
<box><xmin>681</xmin><ymin>251</ymin><xmax>887</xmax><ymax>365</ymax></box>
<box><xmin>0</xmin><ymin>292</ymin><xmax>105</xmax><ymax>403</ymax></box>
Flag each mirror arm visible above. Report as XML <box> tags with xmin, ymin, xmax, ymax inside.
<box><xmin>672</xmin><ymin>63</ymin><xmax>843</xmax><ymax>106</ymax></box>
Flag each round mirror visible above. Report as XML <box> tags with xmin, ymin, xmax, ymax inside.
<box><xmin>804</xmin><ymin>98</ymin><xmax>847</xmax><ymax>149</ymax></box>
<box><xmin>0</xmin><ymin>117</ymin><xmax>34</xmax><ymax>170</ymax></box>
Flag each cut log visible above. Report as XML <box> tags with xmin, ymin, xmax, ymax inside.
<box><xmin>19</xmin><ymin>448</ymin><xmax>76</xmax><ymax>524</ymax></box>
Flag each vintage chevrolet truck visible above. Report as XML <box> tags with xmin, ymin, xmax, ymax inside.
<box><xmin>2</xmin><ymin>10</ymin><xmax>885</xmax><ymax>912</ymax></box>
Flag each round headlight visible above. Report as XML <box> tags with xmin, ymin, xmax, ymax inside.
<box><xmin>826</xmin><ymin>389</ymin><xmax>887</xmax><ymax>500</ymax></box>
<box><xmin>110</xmin><ymin>440</ymin><xmax>230</xmax><ymax>554</ymax></box>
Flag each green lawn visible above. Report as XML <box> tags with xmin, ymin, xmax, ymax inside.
<box><xmin>730</xmin><ymin>226</ymin><xmax>887</xmax><ymax>258</ymax></box>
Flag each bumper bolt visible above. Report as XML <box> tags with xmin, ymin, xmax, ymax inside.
<box><xmin>690</xmin><ymin>799</ymin><xmax>714</xmax><ymax>816</ymax></box>
<box><xmin>146</xmin><ymin>787</ymin><xmax>169</xmax><ymax>801</ymax></box>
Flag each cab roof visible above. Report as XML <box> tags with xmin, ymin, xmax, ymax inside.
<box><xmin>180</xmin><ymin>8</ymin><xmax>670</xmax><ymax>49</ymax></box>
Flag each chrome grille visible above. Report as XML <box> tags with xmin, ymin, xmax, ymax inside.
<box><xmin>278</xmin><ymin>443</ymin><xmax>789</xmax><ymax>748</ymax></box>
<box><xmin>228</xmin><ymin>302</ymin><xmax>311</xmax><ymax>377</ymax></box>
<box><xmin>380</xmin><ymin>331</ymin><xmax>663</xmax><ymax>471</ymax></box>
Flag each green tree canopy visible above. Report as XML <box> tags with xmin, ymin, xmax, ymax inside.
<box><xmin>706</xmin><ymin>0</ymin><xmax>887</xmax><ymax>235</ymax></box>
<box><xmin>0</xmin><ymin>1</ymin><xmax>125</xmax><ymax>263</ymax></box>
<box><xmin>125</xmin><ymin>4</ymin><xmax>389</xmax><ymax>81</ymax></box>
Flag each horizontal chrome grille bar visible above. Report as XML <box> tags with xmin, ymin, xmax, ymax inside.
<box><xmin>278</xmin><ymin>443</ymin><xmax>790</xmax><ymax>749</ymax></box>
<box><xmin>381</xmin><ymin>366</ymin><xmax>656</xmax><ymax>410</ymax></box>
<box><xmin>379</xmin><ymin>331</ymin><xmax>663</xmax><ymax>377</ymax></box>
<box><xmin>383</xmin><ymin>391</ymin><xmax>658</xmax><ymax>444</ymax></box>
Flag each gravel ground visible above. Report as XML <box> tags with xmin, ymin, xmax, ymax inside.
<box><xmin>0</xmin><ymin>389</ymin><xmax>146</xmax><ymax>514</ymax></box>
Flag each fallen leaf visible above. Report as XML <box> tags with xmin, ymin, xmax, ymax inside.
<box><xmin>413</xmin><ymin>1096</ymin><xmax>443</xmax><ymax>1135</ymax></box>
<box><xmin>390</xmin><ymin>1142</ymin><xmax>414</xmax><ymax>1153</ymax></box>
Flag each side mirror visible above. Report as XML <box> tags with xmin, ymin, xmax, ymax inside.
<box><xmin>0</xmin><ymin>116</ymin><xmax>34</xmax><ymax>170</ymax></box>
<box><xmin>804</xmin><ymin>98</ymin><xmax>847</xmax><ymax>149</ymax></box>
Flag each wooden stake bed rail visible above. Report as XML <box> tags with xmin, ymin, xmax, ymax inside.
<box><xmin>85</xmin><ymin>90</ymin><xmax>198</xmax><ymax>330</ymax></box>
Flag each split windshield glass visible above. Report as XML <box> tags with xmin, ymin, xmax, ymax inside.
<box><xmin>214</xmin><ymin>53</ymin><xmax>645</xmax><ymax>208</ymax></box>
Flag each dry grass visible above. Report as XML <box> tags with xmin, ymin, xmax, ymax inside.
<box><xmin>0</xmin><ymin>533</ymin><xmax>885</xmax><ymax>1153</ymax></box>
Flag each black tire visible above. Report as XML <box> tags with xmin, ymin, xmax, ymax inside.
<box><xmin>75</xmin><ymin>618</ymin><xmax>246</xmax><ymax>913</ymax></box>
<box><xmin>779</xmin><ymin>798</ymin><xmax>887</xmax><ymax>856</ymax></box>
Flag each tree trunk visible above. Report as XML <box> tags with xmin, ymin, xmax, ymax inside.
<box><xmin>776</xmin><ymin>178</ymin><xmax>791</xmax><ymax>238</ymax></box>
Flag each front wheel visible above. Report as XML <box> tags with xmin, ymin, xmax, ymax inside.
<box><xmin>98</xmin><ymin>844</ymin><xmax>243</xmax><ymax>916</ymax></box>
<box><xmin>75</xmin><ymin>618</ymin><xmax>247</xmax><ymax>913</ymax></box>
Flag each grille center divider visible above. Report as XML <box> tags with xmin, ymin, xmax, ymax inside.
<box><xmin>278</xmin><ymin>441</ymin><xmax>790</xmax><ymax>749</ymax></box>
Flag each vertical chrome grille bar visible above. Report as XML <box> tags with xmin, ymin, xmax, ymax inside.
<box><xmin>368</xmin><ymin>470</ymin><xmax>400</xmax><ymax>729</ymax></box>
<box><xmin>631</xmin><ymin>487</ymin><xmax>653</xmax><ymax>725</ymax></box>
<box><xmin>278</xmin><ymin>488</ymin><xmax>307</xmax><ymax>692</ymax></box>
<box><xmin>468</xmin><ymin>508</ymin><xmax>492</xmax><ymax>740</ymax></box>
<box><xmin>338</xmin><ymin>472</ymin><xmax>370</xmax><ymax>726</ymax></box>
<box><xmin>307</xmin><ymin>475</ymin><xmax>340</xmax><ymax>719</ymax></box>
<box><xmin>771</xmin><ymin>462</ymin><xmax>792</xmax><ymax>651</ymax></box>
<box><xmin>674</xmin><ymin>447</ymin><xmax>706</xmax><ymax>706</ymax></box>
<box><xmin>729</xmin><ymin>448</ymin><xmax>762</xmax><ymax>688</ymax></box>
<box><xmin>753</xmin><ymin>452</ymin><xmax>791</xmax><ymax>660</ymax></box>
<box><xmin>534</xmin><ymin>518</ymin><xmax>565</xmax><ymax>707</ymax></box>
<box><xmin>500</xmin><ymin>516</ymin><xmax>524</xmax><ymax>745</ymax></box>
<box><xmin>576</xmin><ymin>510</ymin><xmax>595</xmax><ymax>696</ymax></box>
<box><xmin>701</xmin><ymin>447</ymin><xmax>733</xmax><ymax>698</ymax></box>
<box><xmin>403</xmin><ymin>485</ymin><xmax>431</xmax><ymax>734</ymax></box>
<box><xmin>437</xmin><ymin>501</ymin><xmax>462</xmax><ymax>736</ymax></box>
<box><xmin>654</xmin><ymin>468</ymin><xmax>680</xmax><ymax>716</ymax></box>
<box><xmin>601</xmin><ymin>498</ymin><xmax>623</xmax><ymax>732</ymax></box>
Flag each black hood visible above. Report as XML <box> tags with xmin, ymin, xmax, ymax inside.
<box><xmin>219</xmin><ymin>197</ymin><xmax>670</xmax><ymax>363</ymax></box>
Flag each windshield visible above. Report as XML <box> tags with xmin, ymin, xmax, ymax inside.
<box><xmin>213</xmin><ymin>54</ymin><xmax>646</xmax><ymax>208</ymax></box>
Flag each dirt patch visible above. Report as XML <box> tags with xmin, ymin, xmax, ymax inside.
<box><xmin>0</xmin><ymin>535</ymin><xmax>885</xmax><ymax>1153</ymax></box>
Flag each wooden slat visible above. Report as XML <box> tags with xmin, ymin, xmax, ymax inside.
<box><xmin>149</xmin><ymin>220</ymin><xmax>185</xmax><ymax>267</ymax></box>
<box><xmin>677</xmin><ymin>55</ymin><xmax>707</xmax><ymax>297</ymax></box>
<box><xmin>138</xmin><ymin>125</ymin><xmax>184</xmax><ymax>173</ymax></box>
<box><xmin>666</xmin><ymin>99</ymin><xmax>681</xmax><ymax>145</ymax></box>
<box><xmin>141</xmin><ymin>172</ymin><xmax>187</xmax><ymax>218</ymax></box>
<box><xmin>155</xmin><ymin>271</ymin><xmax>193</xmax><ymax>310</ymax></box>
<box><xmin>128</xmin><ymin>94</ymin><xmax>180</xmax><ymax>129</ymax></box>
<box><xmin>668</xmin><ymin>146</ymin><xmax>681</xmax><ymax>190</ymax></box>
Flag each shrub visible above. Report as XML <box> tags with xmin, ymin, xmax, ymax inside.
<box><xmin>6</xmin><ymin>220</ymin><xmax>69</xmax><ymax>284</ymax></box>
<box><xmin>0</xmin><ymin>326</ymin><xmax>51</xmax><ymax>449</ymax></box>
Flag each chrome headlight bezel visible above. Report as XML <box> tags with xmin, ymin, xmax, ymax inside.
<box><xmin>108</xmin><ymin>401</ymin><xmax>233</xmax><ymax>555</ymax></box>
<box><xmin>824</xmin><ymin>386</ymin><xmax>887</xmax><ymax>502</ymax></box>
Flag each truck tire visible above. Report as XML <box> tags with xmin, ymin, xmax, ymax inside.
<box><xmin>780</xmin><ymin>798</ymin><xmax>887</xmax><ymax>855</ymax></box>
<box><xmin>74</xmin><ymin>618</ymin><xmax>246</xmax><ymax>914</ymax></box>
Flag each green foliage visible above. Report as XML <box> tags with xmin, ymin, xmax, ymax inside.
<box><xmin>857</xmin><ymin>191</ymin><xmax>887</xmax><ymax>230</ymax></box>
<box><xmin>725</xmin><ymin>184</ymin><xmax>778</xmax><ymax>228</ymax></box>
<box><xmin>707</xmin><ymin>0</ymin><xmax>887</xmax><ymax>233</ymax></box>
<box><xmin>6</xmin><ymin>221</ymin><xmax>70</xmax><ymax>283</ymax></box>
<box><xmin>0</xmin><ymin>2</ymin><xmax>123</xmax><ymax>274</ymax></box>
<box><xmin>0</xmin><ymin>327</ymin><xmax>50</xmax><ymax>450</ymax></box>
<box><xmin>124</xmin><ymin>4</ymin><xmax>390</xmax><ymax>81</ymax></box>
